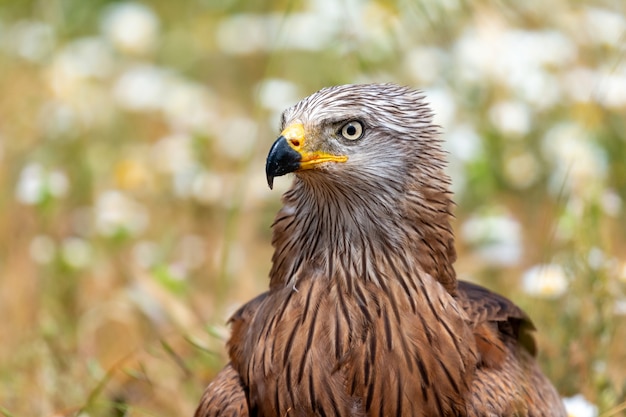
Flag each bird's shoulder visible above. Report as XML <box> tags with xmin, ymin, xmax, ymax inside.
<box><xmin>228</xmin><ymin>291</ymin><xmax>269</xmax><ymax>327</ymax></box>
<box><xmin>225</xmin><ymin>291</ymin><xmax>270</xmax><ymax>368</ymax></box>
<box><xmin>194</xmin><ymin>293</ymin><xmax>271</xmax><ymax>417</ymax></box>
<box><xmin>456</xmin><ymin>280</ymin><xmax>537</xmax><ymax>368</ymax></box>
<box><xmin>194</xmin><ymin>363</ymin><xmax>249</xmax><ymax>417</ymax></box>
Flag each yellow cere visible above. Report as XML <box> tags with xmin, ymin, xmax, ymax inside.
<box><xmin>281</xmin><ymin>122</ymin><xmax>306</xmax><ymax>149</ymax></box>
<box><xmin>281</xmin><ymin>122</ymin><xmax>348</xmax><ymax>169</ymax></box>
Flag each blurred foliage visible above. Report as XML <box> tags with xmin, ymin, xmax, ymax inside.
<box><xmin>0</xmin><ymin>0</ymin><xmax>625</xmax><ymax>416</ymax></box>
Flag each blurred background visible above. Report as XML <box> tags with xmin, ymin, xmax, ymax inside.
<box><xmin>0</xmin><ymin>0</ymin><xmax>625</xmax><ymax>415</ymax></box>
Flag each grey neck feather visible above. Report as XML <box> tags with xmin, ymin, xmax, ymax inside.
<box><xmin>268</xmin><ymin>168</ymin><xmax>458</xmax><ymax>295</ymax></box>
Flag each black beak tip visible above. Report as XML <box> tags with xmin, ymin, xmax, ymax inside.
<box><xmin>265</xmin><ymin>136</ymin><xmax>302</xmax><ymax>190</ymax></box>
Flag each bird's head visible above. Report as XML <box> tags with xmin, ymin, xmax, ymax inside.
<box><xmin>266</xmin><ymin>84</ymin><xmax>457</xmax><ymax>292</ymax></box>
<box><xmin>265</xmin><ymin>83</ymin><xmax>447</xmax><ymax>196</ymax></box>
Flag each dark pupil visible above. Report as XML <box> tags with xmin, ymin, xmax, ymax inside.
<box><xmin>346</xmin><ymin>125</ymin><xmax>357</xmax><ymax>136</ymax></box>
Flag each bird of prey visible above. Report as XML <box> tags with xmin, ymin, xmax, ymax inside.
<box><xmin>195</xmin><ymin>84</ymin><xmax>566</xmax><ymax>417</ymax></box>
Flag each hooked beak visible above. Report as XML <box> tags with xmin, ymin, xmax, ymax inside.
<box><xmin>265</xmin><ymin>122</ymin><xmax>348</xmax><ymax>189</ymax></box>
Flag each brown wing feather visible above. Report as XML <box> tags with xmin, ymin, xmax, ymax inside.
<box><xmin>195</xmin><ymin>293</ymin><xmax>268</xmax><ymax>417</ymax></box>
<box><xmin>227</xmin><ymin>292</ymin><xmax>269</xmax><ymax>367</ymax></box>
<box><xmin>194</xmin><ymin>364</ymin><xmax>248</xmax><ymax>417</ymax></box>
<box><xmin>457</xmin><ymin>281</ymin><xmax>565</xmax><ymax>416</ymax></box>
<box><xmin>456</xmin><ymin>280</ymin><xmax>537</xmax><ymax>368</ymax></box>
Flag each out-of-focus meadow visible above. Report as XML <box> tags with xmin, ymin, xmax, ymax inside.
<box><xmin>0</xmin><ymin>0</ymin><xmax>625</xmax><ymax>415</ymax></box>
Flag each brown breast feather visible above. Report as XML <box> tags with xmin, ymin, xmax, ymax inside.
<box><xmin>195</xmin><ymin>281</ymin><xmax>564</xmax><ymax>417</ymax></box>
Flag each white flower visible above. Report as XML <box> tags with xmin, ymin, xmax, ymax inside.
<box><xmin>422</xmin><ymin>86</ymin><xmax>456</xmax><ymax>127</ymax></box>
<box><xmin>582</xmin><ymin>7</ymin><xmax>626</xmax><ymax>47</ymax></box>
<box><xmin>489</xmin><ymin>101</ymin><xmax>531</xmax><ymax>136</ymax></box>
<box><xmin>461</xmin><ymin>211</ymin><xmax>522</xmax><ymax>266</ymax></box>
<box><xmin>522</xmin><ymin>264</ymin><xmax>568</xmax><ymax>298</ymax></box>
<box><xmin>614</xmin><ymin>299</ymin><xmax>626</xmax><ymax>316</ymax></box>
<box><xmin>542</xmin><ymin>122</ymin><xmax>607</xmax><ymax>197</ymax></box>
<box><xmin>445</xmin><ymin>123</ymin><xmax>483</xmax><ymax>163</ymax></box>
<box><xmin>113</xmin><ymin>64</ymin><xmax>171</xmax><ymax>112</ymax></box>
<box><xmin>595</xmin><ymin>69</ymin><xmax>626</xmax><ymax>109</ymax></box>
<box><xmin>563</xmin><ymin>394</ymin><xmax>598</xmax><ymax>417</ymax></box>
<box><xmin>503</xmin><ymin>151</ymin><xmax>540</xmax><ymax>189</ymax></box>
<box><xmin>161</xmin><ymin>79</ymin><xmax>215</xmax><ymax>133</ymax></box>
<box><xmin>600</xmin><ymin>189</ymin><xmax>622</xmax><ymax>216</ymax></box>
<box><xmin>16</xmin><ymin>163</ymin><xmax>46</xmax><ymax>204</ymax></box>
<box><xmin>454</xmin><ymin>28</ymin><xmax>571</xmax><ymax>107</ymax></box>
<box><xmin>61</xmin><ymin>237</ymin><xmax>92</xmax><ymax>269</ymax></box>
<box><xmin>215</xmin><ymin>14</ymin><xmax>269</xmax><ymax>55</ymax></box>
<box><xmin>113</xmin><ymin>65</ymin><xmax>215</xmax><ymax>130</ymax></box>
<box><xmin>563</xmin><ymin>67</ymin><xmax>596</xmax><ymax>103</ymax></box>
<box><xmin>404</xmin><ymin>47</ymin><xmax>446</xmax><ymax>85</ymax></box>
<box><xmin>563</xmin><ymin>66</ymin><xmax>626</xmax><ymax>109</ymax></box>
<box><xmin>172</xmin><ymin>168</ymin><xmax>199</xmax><ymax>199</ymax></box>
<box><xmin>15</xmin><ymin>163</ymin><xmax>69</xmax><ymax>205</ymax></box>
<box><xmin>100</xmin><ymin>2</ymin><xmax>159</xmax><ymax>55</ymax></box>
<box><xmin>216</xmin><ymin>13</ymin><xmax>334</xmax><ymax>54</ymax></box>
<box><xmin>587</xmin><ymin>247</ymin><xmax>605</xmax><ymax>270</ymax></box>
<box><xmin>38</xmin><ymin>101</ymin><xmax>79</xmax><ymax>138</ymax></box>
<box><xmin>214</xmin><ymin>117</ymin><xmax>258</xmax><ymax>160</ymax></box>
<box><xmin>43</xmin><ymin>39</ymin><xmax>116</xmax><ymax>131</ymax></box>
<box><xmin>7</xmin><ymin>20</ymin><xmax>55</xmax><ymax>63</ymax></box>
<box><xmin>50</xmin><ymin>37</ymin><xmax>114</xmax><ymax>83</ymax></box>
<box><xmin>151</xmin><ymin>133</ymin><xmax>196</xmax><ymax>175</ymax></box>
<box><xmin>94</xmin><ymin>190</ymin><xmax>149</xmax><ymax>237</ymax></box>
<box><xmin>444</xmin><ymin>124</ymin><xmax>483</xmax><ymax>196</ymax></box>
<box><xmin>256</xmin><ymin>78</ymin><xmax>300</xmax><ymax>113</ymax></box>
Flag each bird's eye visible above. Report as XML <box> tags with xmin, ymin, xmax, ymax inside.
<box><xmin>340</xmin><ymin>121</ymin><xmax>364</xmax><ymax>141</ymax></box>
